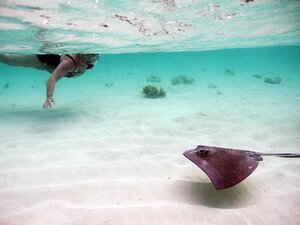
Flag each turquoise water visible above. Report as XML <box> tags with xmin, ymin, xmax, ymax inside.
<box><xmin>0</xmin><ymin>46</ymin><xmax>299</xmax><ymax>150</ymax></box>
<box><xmin>1</xmin><ymin>1</ymin><xmax>300</xmax><ymax>224</ymax></box>
<box><xmin>0</xmin><ymin>47</ymin><xmax>300</xmax><ymax>225</ymax></box>
<box><xmin>1</xmin><ymin>46</ymin><xmax>300</xmax><ymax>110</ymax></box>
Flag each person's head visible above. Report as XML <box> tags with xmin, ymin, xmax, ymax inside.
<box><xmin>79</xmin><ymin>54</ymin><xmax>100</xmax><ymax>69</ymax></box>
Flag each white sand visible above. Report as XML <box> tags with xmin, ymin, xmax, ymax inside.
<box><xmin>0</xmin><ymin>64</ymin><xmax>300</xmax><ymax>225</ymax></box>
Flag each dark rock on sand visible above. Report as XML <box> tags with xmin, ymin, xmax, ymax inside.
<box><xmin>216</xmin><ymin>90</ymin><xmax>223</xmax><ymax>95</ymax></box>
<box><xmin>171</xmin><ymin>75</ymin><xmax>195</xmax><ymax>85</ymax></box>
<box><xmin>142</xmin><ymin>85</ymin><xmax>166</xmax><ymax>98</ymax></box>
<box><xmin>225</xmin><ymin>69</ymin><xmax>235</xmax><ymax>76</ymax></box>
<box><xmin>146</xmin><ymin>76</ymin><xmax>162</xmax><ymax>83</ymax></box>
<box><xmin>264</xmin><ymin>76</ymin><xmax>282</xmax><ymax>85</ymax></box>
<box><xmin>105</xmin><ymin>82</ymin><xmax>114</xmax><ymax>87</ymax></box>
<box><xmin>197</xmin><ymin>112</ymin><xmax>207</xmax><ymax>117</ymax></box>
<box><xmin>208</xmin><ymin>83</ymin><xmax>218</xmax><ymax>89</ymax></box>
<box><xmin>4</xmin><ymin>82</ymin><xmax>9</xmax><ymax>89</ymax></box>
<box><xmin>253</xmin><ymin>74</ymin><xmax>262</xmax><ymax>79</ymax></box>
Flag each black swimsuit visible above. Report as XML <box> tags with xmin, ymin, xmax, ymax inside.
<box><xmin>37</xmin><ymin>54</ymin><xmax>78</xmax><ymax>78</ymax></box>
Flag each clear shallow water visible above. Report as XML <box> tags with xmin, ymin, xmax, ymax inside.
<box><xmin>1</xmin><ymin>1</ymin><xmax>300</xmax><ymax>224</ymax></box>
<box><xmin>1</xmin><ymin>46</ymin><xmax>299</xmax><ymax>165</ymax></box>
<box><xmin>0</xmin><ymin>46</ymin><xmax>299</xmax><ymax>119</ymax></box>
<box><xmin>0</xmin><ymin>47</ymin><xmax>300</xmax><ymax>222</ymax></box>
<box><xmin>0</xmin><ymin>0</ymin><xmax>300</xmax><ymax>53</ymax></box>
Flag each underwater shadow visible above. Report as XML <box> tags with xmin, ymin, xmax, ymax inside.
<box><xmin>186</xmin><ymin>181</ymin><xmax>251</xmax><ymax>209</ymax></box>
<box><xmin>0</xmin><ymin>107</ymin><xmax>82</xmax><ymax>124</ymax></box>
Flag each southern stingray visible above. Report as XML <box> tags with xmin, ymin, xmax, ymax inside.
<box><xmin>183</xmin><ymin>145</ymin><xmax>300</xmax><ymax>190</ymax></box>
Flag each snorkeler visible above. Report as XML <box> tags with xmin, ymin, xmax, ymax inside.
<box><xmin>0</xmin><ymin>53</ymin><xmax>99</xmax><ymax>109</ymax></box>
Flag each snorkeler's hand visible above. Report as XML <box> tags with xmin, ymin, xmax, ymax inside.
<box><xmin>43</xmin><ymin>97</ymin><xmax>55</xmax><ymax>109</ymax></box>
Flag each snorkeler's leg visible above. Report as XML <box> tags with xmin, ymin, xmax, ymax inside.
<box><xmin>0</xmin><ymin>54</ymin><xmax>43</xmax><ymax>70</ymax></box>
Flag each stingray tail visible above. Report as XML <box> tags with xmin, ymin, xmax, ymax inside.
<box><xmin>257</xmin><ymin>153</ymin><xmax>300</xmax><ymax>158</ymax></box>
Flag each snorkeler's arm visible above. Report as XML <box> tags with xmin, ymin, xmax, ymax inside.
<box><xmin>43</xmin><ymin>59</ymin><xmax>75</xmax><ymax>109</ymax></box>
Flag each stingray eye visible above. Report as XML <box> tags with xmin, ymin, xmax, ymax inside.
<box><xmin>197</xmin><ymin>150</ymin><xmax>209</xmax><ymax>157</ymax></box>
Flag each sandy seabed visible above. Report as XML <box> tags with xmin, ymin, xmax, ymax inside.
<box><xmin>0</xmin><ymin>64</ymin><xmax>300</xmax><ymax>225</ymax></box>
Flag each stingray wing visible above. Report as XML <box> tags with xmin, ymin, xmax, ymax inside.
<box><xmin>183</xmin><ymin>145</ymin><xmax>263</xmax><ymax>190</ymax></box>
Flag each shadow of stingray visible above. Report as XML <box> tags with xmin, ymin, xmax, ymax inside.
<box><xmin>185</xmin><ymin>181</ymin><xmax>252</xmax><ymax>209</ymax></box>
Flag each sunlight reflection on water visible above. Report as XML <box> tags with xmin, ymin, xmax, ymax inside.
<box><xmin>0</xmin><ymin>0</ymin><xmax>299</xmax><ymax>54</ymax></box>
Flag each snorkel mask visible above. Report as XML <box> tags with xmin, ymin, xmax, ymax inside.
<box><xmin>83</xmin><ymin>54</ymin><xmax>100</xmax><ymax>69</ymax></box>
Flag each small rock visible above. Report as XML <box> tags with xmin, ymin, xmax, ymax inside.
<box><xmin>216</xmin><ymin>90</ymin><xmax>223</xmax><ymax>95</ymax></box>
<box><xmin>4</xmin><ymin>82</ymin><xmax>9</xmax><ymax>89</ymax></box>
<box><xmin>146</xmin><ymin>76</ymin><xmax>161</xmax><ymax>83</ymax></box>
<box><xmin>171</xmin><ymin>75</ymin><xmax>195</xmax><ymax>85</ymax></box>
<box><xmin>264</xmin><ymin>76</ymin><xmax>282</xmax><ymax>84</ymax></box>
<box><xmin>105</xmin><ymin>82</ymin><xmax>114</xmax><ymax>87</ymax></box>
<box><xmin>253</xmin><ymin>74</ymin><xmax>262</xmax><ymax>79</ymax></box>
<box><xmin>197</xmin><ymin>112</ymin><xmax>207</xmax><ymax>117</ymax></box>
<box><xmin>208</xmin><ymin>83</ymin><xmax>217</xmax><ymax>89</ymax></box>
<box><xmin>225</xmin><ymin>69</ymin><xmax>235</xmax><ymax>76</ymax></box>
<box><xmin>142</xmin><ymin>85</ymin><xmax>166</xmax><ymax>98</ymax></box>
